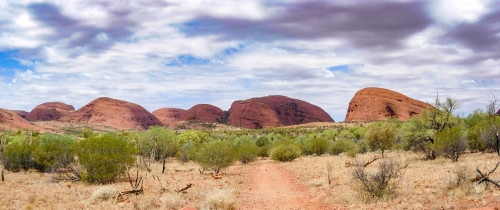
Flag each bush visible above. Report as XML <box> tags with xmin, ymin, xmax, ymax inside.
<box><xmin>196</xmin><ymin>140</ymin><xmax>236</xmax><ymax>174</ymax></box>
<box><xmin>330</xmin><ymin>140</ymin><xmax>356</xmax><ymax>155</ymax></box>
<box><xmin>351</xmin><ymin>159</ymin><xmax>406</xmax><ymax>200</ymax></box>
<box><xmin>308</xmin><ymin>136</ymin><xmax>329</xmax><ymax>155</ymax></box>
<box><xmin>236</xmin><ymin>143</ymin><xmax>259</xmax><ymax>164</ymax></box>
<box><xmin>434</xmin><ymin>126</ymin><xmax>467</xmax><ymax>162</ymax></box>
<box><xmin>32</xmin><ymin>134</ymin><xmax>75</xmax><ymax>172</ymax></box>
<box><xmin>4</xmin><ymin>135</ymin><xmax>39</xmax><ymax>172</ymax></box>
<box><xmin>365</xmin><ymin>122</ymin><xmax>397</xmax><ymax>157</ymax></box>
<box><xmin>74</xmin><ymin>134</ymin><xmax>136</xmax><ymax>183</ymax></box>
<box><xmin>270</xmin><ymin>144</ymin><xmax>301</xmax><ymax>162</ymax></box>
<box><xmin>176</xmin><ymin>141</ymin><xmax>197</xmax><ymax>162</ymax></box>
<box><xmin>137</xmin><ymin>126</ymin><xmax>177</xmax><ymax>161</ymax></box>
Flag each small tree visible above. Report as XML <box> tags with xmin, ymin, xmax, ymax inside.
<box><xmin>137</xmin><ymin>126</ymin><xmax>177</xmax><ymax>173</ymax></box>
<box><xmin>74</xmin><ymin>134</ymin><xmax>136</xmax><ymax>183</ymax></box>
<box><xmin>433</xmin><ymin>126</ymin><xmax>467</xmax><ymax>161</ymax></box>
<box><xmin>365</xmin><ymin>122</ymin><xmax>397</xmax><ymax>157</ymax></box>
<box><xmin>401</xmin><ymin>96</ymin><xmax>460</xmax><ymax>159</ymax></box>
<box><xmin>196</xmin><ymin>140</ymin><xmax>235</xmax><ymax>174</ymax></box>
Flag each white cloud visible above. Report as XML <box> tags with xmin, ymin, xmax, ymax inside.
<box><xmin>430</xmin><ymin>0</ymin><xmax>491</xmax><ymax>25</ymax></box>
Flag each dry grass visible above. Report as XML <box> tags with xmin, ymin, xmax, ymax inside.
<box><xmin>281</xmin><ymin>151</ymin><xmax>500</xmax><ymax>209</ymax></box>
<box><xmin>0</xmin><ymin>159</ymin><xmax>242</xmax><ymax>209</ymax></box>
<box><xmin>1</xmin><ymin>151</ymin><xmax>499</xmax><ymax>209</ymax></box>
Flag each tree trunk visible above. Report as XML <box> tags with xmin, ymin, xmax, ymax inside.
<box><xmin>496</xmin><ymin>131</ymin><xmax>499</xmax><ymax>156</ymax></box>
<box><xmin>162</xmin><ymin>157</ymin><xmax>166</xmax><ymax>174</ymax></box>
<box><xmin>381</xmin><ymin>149</ymin><xmax>385</xmax><ymax>158</ymax></box>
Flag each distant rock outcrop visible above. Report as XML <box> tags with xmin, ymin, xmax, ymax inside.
<box><xmin>227</xmin><ymin>95</ymin><xmax>334</xmax><ymax>129</ymax></box>
<box><xmin>179</xmin><ymin>104</ymin><xmax>226</xmax><ymax>123</ymax></box>
<box><xmin>71</xmin><ymin>97</ymin><xmax>161</xmax><ymax>130</ymax></box>
<box><xmin>152</xmin><ymin>108</ymin><xmax>185</xmax><ymax>127</ymax></box>
<box><xmin>26</xmin><ymin>102</ymin><xmax>75</xmax><ymax>122</ymax></box>
<box><xmin>345</xmin><ymin>87</ymin><xmax>430</xmax><ymax>122</ymax></box>
<box><xmin>0</xmin><ymin>109</ymin><xmax>43</xmax><ymax>131</ymax></box>
<box><xmin>10</xmin><ymin>110</ymin><xmax>29</xmax><ymax>119</ymax></box>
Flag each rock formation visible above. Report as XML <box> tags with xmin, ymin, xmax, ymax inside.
<box><xmin>71</xmin><ymin>97</ymin><xmax>161</xmax><ymax>130</ymax></box>
<box><xmin>152</xmin><ymin>108</ymin><xmax>185</xmax><ymax>127</ymax></box>
<box><xmin>345</xmin><ymin>87</ymin><xmax>430</xmax><ymax>122</ymax></box>
<box><xmin>227</xmin><ymin>95</ymin><xmax>334</xmax><ymax>129</ymax></box>
<box><xmin>179</xmin><ymin>104</ymin><xmax>226</xmax><ymax>123</ymax></box>
<box><xmin>26</xmin><ymin>102</ymin><xmax>75</xmax><ymax>121</ymax></box>
<box><xmin>0</xmin><ymin>109</ymin><xmax>43</xmax><ymax>131</ymax></box>
<box><xmin>9</xmin><ymin>110</ymin><xmax>29</xmax><ymax>119</ymax></box>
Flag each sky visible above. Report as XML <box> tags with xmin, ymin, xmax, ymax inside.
<box><xmin>0</xmin><ymin>0</ymin><xmax>499</xmax><ymax>121</ymax></box>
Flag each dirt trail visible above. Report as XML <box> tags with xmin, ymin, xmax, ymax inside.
<box><xmin>238</xmin><ymin>161</ymin><xmax>333</xmax><ymax>210</ymax></box>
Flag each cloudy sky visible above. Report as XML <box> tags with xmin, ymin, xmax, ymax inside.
<box><xmin>1</xmin><ymin>0</ymin><xmax>499</xmax><ymax>121</ymax></box>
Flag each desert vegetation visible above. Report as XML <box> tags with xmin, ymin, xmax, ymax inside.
<box><xmin>0</xmin><ymin>97</ymin><xmax>499</xmax><ymax>209</ymax></box>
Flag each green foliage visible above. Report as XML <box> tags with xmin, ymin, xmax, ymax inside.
<box><xmin>400</xmin><ymin>117</ymin><xmax>437</xmax><ymax>159</ymax></box>
<box><xmin>338</xmin><ymin>130</ymin><xmax>355</xmax><ymax>141</ymax></box>
<box><xmin>270</xmin><ymin>144</ymin><xmax>301</xmax><ymax>162</ymax></box>
<box><xmin>400</xmin><ymin>97</ymin><xmax>461</xmax><ymax>159</ymax></box>
<box><xmin>4</xmin><ymin>134</ymin><xmax>39</xmax><ymax>172</ymax></box>
<box><xmin>321</xmin><ymin>129</ymin><xmax>338</xmax><ymax>140</ymax></box>
<box><xmin>308</xmin><ymin>136</ymin><xmax>329</xmax><ymax>155</ymax></box>
<box><xmin>32</xmin><ymin>134</ymin><xmax>75</xmax><ymax>172</ymax></box>
<box><xmin>356</xmin><ymin>139</ymin><xmax>370</xmax><ymax>154</ymax></box>
<box><xmin>196</xmin><ymin>140</ymin><xmax>236</xmax><ymax>174</ymax></box>
<box><xmin>177</xmin><ymin>130</ymin><xmax>201</xmax><ymax>145</ymax></box>
<box><xmin>236</xmin><ymin>143</ymin><xmax>259</xmax><ymax>164</ymax></box>
<box><xmin>137</xmin><ymin>126</ymin><xmax>177</xmax><ymax>161</ymax></box>
<box><xmin>365</xmin><ymin>122</ymin><xmax>397</xmax><ymax>157</ymax></box>
<box><xmin>255</xmin><ymin>135</ymin><xmax>270</xmax><ymax>147</ymax></box>
<box><xmin>176</xmin><ymin>140</ymin><xmax>197</xmax><ymax>162</ymax></box>
<box><xmin>329</xmin><ymin>139</ymin><xmax>356</xmax><ymax>155</ymax></box>
<box><xmin>74</xmin><ymin>134</ymin><xmax>136</xmax><ymax>183</ymax></box>
<box><xmin>79</xmin><ymin>128</ymin><xmax>94</xmax><ymax>138</ymax></box>
<box><xmin>433</xmin><ymin>126</ymin><xmax>467</xmax><ymax>161</ymax></box>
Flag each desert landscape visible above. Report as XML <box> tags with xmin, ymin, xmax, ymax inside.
<box><xmin>1</xmin><ymin>87</ymin><xmax>500</xmax><ymax>209</ymax></box>
<box><xmin>1</xmin><ymin>1</ymin><xmax>500</xmax><ymax>209</ymax></box>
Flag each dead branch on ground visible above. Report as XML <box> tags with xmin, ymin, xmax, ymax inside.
<box><xmin>176</xmin><ymin>183</ymin><xmax>193</xmax><ymax>193</ymax></box>
<box><xmin>471</xmin><ymin>162</ymin><xmax>500</xmax><ymax>188</ymax></box>
<box><xmin>345</xmin><ymin>156</ymin><xmax>380</xmax><ymax>168</ymax></box>
<box><xmin>116</xmin><ymin>165</ymin><xmax>143</xmax><ymax>202</ymax></box>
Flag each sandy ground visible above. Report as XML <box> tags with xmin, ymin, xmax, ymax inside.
<box><xmin>1</xmin><ymin>152</ymin><xmax>499</xmax><ymax>209</ymax></box>
<box><xmin>238</xmin><ymin>160</ymin><xmax>334</xmax><ymax>210</ymax></box>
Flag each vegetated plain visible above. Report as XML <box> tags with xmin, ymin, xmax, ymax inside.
<box><xmin>1</xmin><ymin>98</ymin><xmax>500</xmax><ymax>209</ymax></box>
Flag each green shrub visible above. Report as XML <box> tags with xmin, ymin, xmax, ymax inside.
<box><xmin>329</xmin><ymin>140</ymin><xmax>356</xmax><ymax>155</ymax></box>
<box><xmin>356</xmin><ymin>139</ymin><xmax>370</xmax><ymax>154</ymax></box>
<box><xmin>4</xmin><ymin>135</ymin><xmax>39</xmax><ymax>172</ymax></box>
<box><xmin>294</xmin><ymin>135</ymin><xmax>311</xmax><ymax>155</ymax></box>
<box><xmin>32</xmin><ymin>134</ymin><xmax>75</xmax><ymax>172</ymax></box>
<box><xmin>74</xmin><ymin>134</ymin><xmax>136</xmax><ymax>183</ymax></box>
<box><xmin>256</xmin><ymin>136</ymin><xmax>270</xmax><ymax>147</ymax></box>
<box><xmin>308</xmin><ymin>136</ymin><xmax>329</xmax><ymax>155</ymax></box>
<box><xmin>236</xmin><ymin>143</ymin><xmax>259</xmax><ymax>164</ymax></box>
<box><xmin>176</xmin><ymin>140</ymin><xmax>197</xmax><ymax>162</ymax></box>
<box><xmin>196</xmin><ymin>141</ymin><xmax>236</xmax><ymax>174</ymax></box>
<box><xmin>433</xmin><ymin>126</ymin><xmax>467</xmax><ymax>162</ymax></box>
<box><xmin>270</xmin><ymin>144</ymin><xmax>301</xmax><ymax>162</ymax></box>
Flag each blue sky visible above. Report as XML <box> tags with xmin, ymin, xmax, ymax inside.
<box><xmin>1</xmin><ymin>0</ymin><xmax>500</xmax><ymax>121</ymax></box>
